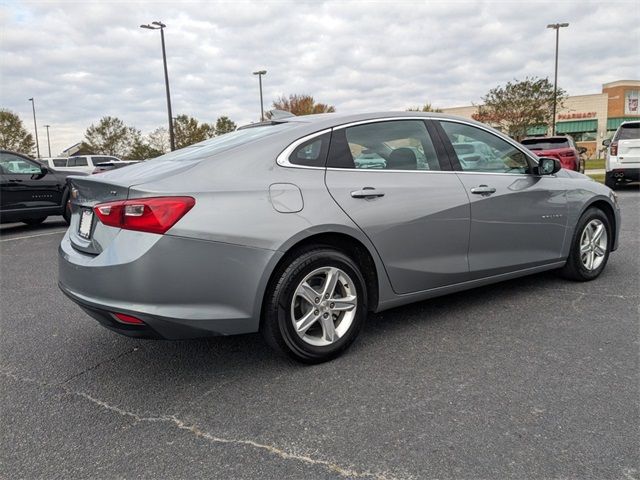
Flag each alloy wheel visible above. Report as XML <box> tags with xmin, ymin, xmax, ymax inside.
<box><xmin>579</xmin><ymin>219</ymin><xmax>608</xmax><ymax>271</ymax></box>
<box><xmin>290</xmin><ymin>266</ymin><xmax>357</xmax><ymax>347</ymax></box>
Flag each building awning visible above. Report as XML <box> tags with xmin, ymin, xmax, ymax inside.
<box><xmin>526</xmin><ymin>125</ymin><xmax>547</xmax><ymax>135</ymax></box>
<box><xmin>607</xmin><ymin>117</ymin><xmax>639</xmax><ymax>130</ymax></box>
<box><xmin>556</xmin><ymin>119</ymin><xmax>597</xmax><ymax>134</ymax></box>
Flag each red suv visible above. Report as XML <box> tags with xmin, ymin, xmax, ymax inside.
<box><xmin>521</xmin><ymin>136</ymin><xmax>585</xmax><ymax>172</ymax></box>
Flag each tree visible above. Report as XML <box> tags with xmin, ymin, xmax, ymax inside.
<box><xmin>406</xmin><ymin>102</ymin><xmax>443</xmax><ymax>113</ymax></box>
<box><xmin>128</xmin><ymin>138</ymin><xmax>164</xmax><ymax>160</ymax></box>
<box><xmin>84</xmin><ymin>116</ymin><xmax>140</xmax><ymax>158</ymax></box>
<box><xmin>270</xmin><ymin>94</ymin><xmax>335</xmax><ymax>116</ymax></box>
<box><xmin>215</xmin><ymin>116</ymin><xmax>237</xmax><ymax>135</ymax></box>
<box><xmin>147</xmin><ymin>126</ymin><xmax>170</xmax><ymax>154</ymax></box>
<box><xmin>173</xmin><ymin>114</ymin><xmax>215</xmax><ymax>149</ymax></box>
<box><xmin>472</xmin><ymin>77</ymin><xmax>566</xmax><ymax>140</ymax></box>
<box><xmin>0</xmin><ymin>109</ymin><xmax>36</xmax><ymax>154</ymax></box>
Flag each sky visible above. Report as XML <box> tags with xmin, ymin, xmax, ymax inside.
<box><xmin>1</xmin><ymin>0</ymin><xmax>638</xmax><ymax>156</ymax></box>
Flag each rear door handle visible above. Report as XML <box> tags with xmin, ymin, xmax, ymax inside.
<box><xmin>351</xmin><ymin>187</ymin><xmax>385</xmax><ymax>199</ymax></box>
<box><xmin>470</xmin><ymin>185</ymin><xmax>496</xmax><ymax>195</ymax></box>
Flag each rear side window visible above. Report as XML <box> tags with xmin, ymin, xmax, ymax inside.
<box><xmin>327</xmin><ymin>120</ymin><xmax>442</xmax><ymax>171</ymax></box>
<box><xmin>68</xmin><ymin>157</ymin><xmax>88</xmax><ymax>167</ymax></box>
<box><xmin>615</xmin><ymin>123</ymin><xmax>640</xmax><ymax>141</ymax></box>
<box><xmin>288</xmin><ymin>133</ymin><xmax>330</xmax><ymax>167</ymax></box>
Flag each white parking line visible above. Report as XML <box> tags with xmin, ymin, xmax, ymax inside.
<box><xmin>0</xmin><ymin>230</ymin><xmax>67</xmax><ymax>242</ymax></box>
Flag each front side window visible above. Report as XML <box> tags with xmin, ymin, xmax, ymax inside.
<box><xmin>440</xmin><ymin>121</ymin><xmax>530</xmax><ymax>174</ymax></box>
<box><xmin>0</xmin><ymin>152</ymin><xmax>42</xmax><ymax>174</ymax></box>
<box><xmin>328</xmin><ymin>120</ymin><xmax>442</xmax><ymax>171</ymax></box>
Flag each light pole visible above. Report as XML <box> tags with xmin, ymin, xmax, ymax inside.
<box><xmin>140</xmin><ymin>21</ymin><xmax>175</xmax><ymax>151</ymax></box>
<box><xmin>253</xmin><ymin>70</ymin><xmax>267</xmax><ymax>121</ymax></box>
<box><xmin>547</xmin><ymin>22</ymin><xmax>569</xmax><ymax>135</ymax></box>
<box><xmin>44</xmin><ymin>125</ymin><xmax>52</xmax><ymax>157</ymax></box>
<box><xmin>28</xmin><ymin>98</ymin><xmax>40</xmax><ymax>158</ymax></box>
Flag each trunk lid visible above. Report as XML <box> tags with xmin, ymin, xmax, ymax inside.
<box><xmin>66</xmin><ymin>156</ymin><xmax>201</xmax><ymax>255</ymax></box>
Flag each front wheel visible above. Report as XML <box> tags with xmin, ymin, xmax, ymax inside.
<box><xmin>560</xmin><ymin>208</ymin><xmax>611</xmax><ymax>281</ymax></box>
<box><xmin>262</xmin><ymin>247</ymin><xmax>368</xmax><ymax>363</ymax></box>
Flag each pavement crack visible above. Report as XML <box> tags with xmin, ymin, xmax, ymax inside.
<box><xmin>60</xmin><ymin>345</ymin><xmax>142</xmax><ymax>384</ymax></box>
<box><xmin>1</xmin><ymin>369</ymin><xmax>400</xmax><ymax>480</ymax></box>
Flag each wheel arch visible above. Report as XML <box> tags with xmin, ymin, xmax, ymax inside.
<box><xmin>580</xmin><ymin>197</ymin><xmax>619</xmax><ymax>251</ymax></box>
<box><xmin>257</xmin><ymin>227</ymin><xmax>387</xmax><ymax>329</ymax></box>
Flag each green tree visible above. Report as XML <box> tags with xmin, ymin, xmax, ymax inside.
<box><xmin>0</xmin><ymin>109</ymin><xmax>36</xmax><ymax>154</ymax></box>
<box><xmin>215</xmin><ymin>116</ymin><xmax>237</xmax><ymax>135</ymax></box>
<box><xmin>173</xmin><ymin>114</ymin><xmax>215</xmax><ymax>149</ymax></box>
<box><xmin>270</xmin><ymin>94</ymin><xmax>335</xmax><ymax>116</ymax></box>
<box><xmin>128</xmin><ymin>138</ymin><xmax>164</xmax><ymax>160</ymax></box>
<box><xmin>84</xmin><ymin>116</ymin><xmax>141</xmax><ymax>158</ymax></box>
<box><xmin>472</xmin><ymin>77</ymin><xmax>566</xmax><ymax>140</ymax></box>
<box><xmin>406</xmin><ymin>102</ymin><xmax>443</xmax><ymax>113</ymax></box>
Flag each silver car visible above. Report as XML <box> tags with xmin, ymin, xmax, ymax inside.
<box><xmin>59</xmin><ymin>112</ymin><xmax>620</xmax><ymax>362</ymax></box>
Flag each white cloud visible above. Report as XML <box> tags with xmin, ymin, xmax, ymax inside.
<box><xmin>0</xmin><ymin>0</ymin><xmax>638</xmax><ymax>156</ymax></box>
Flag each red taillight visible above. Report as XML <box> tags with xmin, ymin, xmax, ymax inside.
<box><xmin>610</xmin><ymin>142</ymin><xmax>618</xmax><ymax>156</ymax></box>
<box><xmin>94</xmin><ymin>196</ymin><xmax>195</xmax><ymax>234</ymax></box>
<box><xmin>113</xmin><ymin>313</ymin><xmax>145</xmax><ymax>325</ymax></box>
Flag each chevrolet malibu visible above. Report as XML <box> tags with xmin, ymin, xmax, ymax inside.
<box><xmin>59</xmin><ymin>112</ymin><xmax>620</xmax><ymax>362</ymax></box>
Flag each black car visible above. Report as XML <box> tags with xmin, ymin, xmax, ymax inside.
<box><xmin>0</xmin><ymin>150</ymin><xmax>86</xmax><ymax>225</ymax></box>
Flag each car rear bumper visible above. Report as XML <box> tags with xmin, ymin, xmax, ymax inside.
<box><xmin>606</xmin><ymin>168</ymin><xmax>640</xmax><ymax>182</ymax></box>
<box><xmin>58</xmin><ymin>230</ymin><xmax>282</xmax><ymax>339</ymax></box>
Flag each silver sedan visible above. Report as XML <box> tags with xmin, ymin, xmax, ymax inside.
<box><xmin>59</xmin><ymin>112</ymin><xmax>620</xmax><ymax>362</ymax></box>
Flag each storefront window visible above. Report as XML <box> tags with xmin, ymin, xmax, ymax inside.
<box><xmin>625</xmin><ymin>90</ymin><xmax>639</xmax><ymax>115</ymax></box>
<box><xmin>572</xmin><ymin>131</ymin><xmax>598</xmax><ymax>142</ymax></box>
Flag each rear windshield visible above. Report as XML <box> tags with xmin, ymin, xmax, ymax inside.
<box><xmin>615</xmin><ymin>123</ymin><xmax>640</xmax><ymax>141</ymax></box>
<box><xmin>158</xmin><ymin>122</ymin><xmax>295</xmax><ymax>161</ymax></box>
<box><xmin>521</xmin><ymin>138</ymin><xmax>570</xmax><ymax>150</ymax></box>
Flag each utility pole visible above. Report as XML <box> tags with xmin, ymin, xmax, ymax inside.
<box><xmin>140</xmin><ymin>21</ymin><xmax>176</xmax><ymax>150</ymax></box>
<box><xmin>28</xmin><ymin>98</ymin><xmax>40</xmax><ymax>158</ymax></box>
<box><xmin>547</xmin><ymin>23</ymin><xmax>569</xmax><ymax>135</ymax></box>
<box><xmin>45</xmin><ymin>125</ymin><xmax>52</xmax><ymax>157</ymax></box>
<box><xmin>253</xmin><ymin>70</ymin><xmax>267</xmax><ymax>121</ymax></box>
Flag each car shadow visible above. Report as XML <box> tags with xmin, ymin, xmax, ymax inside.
<box><xmin>0</xmin><ymin>218</ymin><xmax>67</xmax><ymax>235</ymax></box>
<box><xmin>63</xmin><ymin>269</ymin><xmax>567</xmax><ymax>392</ymax></box>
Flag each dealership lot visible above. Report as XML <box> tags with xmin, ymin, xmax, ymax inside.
<box><xmin>1</xmin><ymin>190</ymin><xmax>638</xmax><ymax>479</ymax></box>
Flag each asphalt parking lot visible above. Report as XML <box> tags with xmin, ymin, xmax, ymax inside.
<box><xmin>1</xmin><ymin>190</ymin><xmax>639</xmax><ymax>480</ymax></box>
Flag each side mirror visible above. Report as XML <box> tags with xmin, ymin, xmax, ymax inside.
<box><xmin>602</xmin><ymin>139</ymin><xmax>611</xmax><ymax>147</ymax></box>
<box><xmin>537</xmin><ymin>157</ymin><xmax>561</xmax><ymax>175</ymax></box>
<box><xmin>578</xmin><ymin>146</ymin><xmax>587</xmax><ymax>155</ymax></box>
<box><xmin>40</xmin><ymin>165</ymin><xmax>49</xmax><ymax>174</ymax></box>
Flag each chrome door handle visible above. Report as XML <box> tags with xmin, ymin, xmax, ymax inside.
<box><xmin>351</xmin><ymin>187</ymin><xmax>385</xmax><ymax>199</ymax></box>
<box><xmin>470</xmin><ymin>185</ymin><xmax>496</xmax><ymax>195</ymax></box>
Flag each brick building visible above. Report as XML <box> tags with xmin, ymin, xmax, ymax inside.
<box><xmin>442</xmin><ymin>79</ymin><xmax>640</xmax><ymax>158</ymax></box>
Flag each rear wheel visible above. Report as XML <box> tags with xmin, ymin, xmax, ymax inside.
<box><xmin>560</xmin><ymin>208</ymin><xmax>611</xmax><ymax>281</ymax></box>
<box><xmin>22</xmin><ymin>217</ymin><xmax>47</xmax><ymax>226</ymax></box>
<box><xmin>262</xmin><ymin>247</ymin><xmax>368</xmax><ymax>363</ymax></box>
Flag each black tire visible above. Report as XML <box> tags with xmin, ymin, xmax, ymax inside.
<box><xmin>605</xmin><ymin>172</ymin><xmax>617</xmax><ymax>190</ymax></box>
<box><xmin>560</xmin><ymin>207</ymin><xmax>611</xmax><ymax>281</ymax></box>
<box><xmin>62</xmin><ymin>189</ymin><xmax>71</xmax><ymax>224</ymax></box>
<box><xmin>262</xmin><ymin>247</ymin><xmax>368</xmax><ymax>363</ymax></box>
<box><xmin>22</xmin><ymin>217</ymin><xmax>47</xmax><ymax>226</ymax></box>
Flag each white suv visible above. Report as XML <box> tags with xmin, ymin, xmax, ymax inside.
<box><xmin>40</xmin><ymin>155</ymin><xmax>129</xmax><ymax>174</ymax></box>
<box><xmin>604</xmin><ymin>120</ymin><xmax>640</xmax><ymax>189</ymax></box>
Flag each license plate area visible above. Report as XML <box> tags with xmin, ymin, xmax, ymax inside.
<box><xmin>78</xmin><ymin>208</ymin><xmax>94</xmax><ymax>239</ymax></box>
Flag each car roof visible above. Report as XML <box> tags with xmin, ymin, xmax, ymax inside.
<box><xmin>620</xmin><ymin>120</ymin><xmax>640</xmax><ymax>126</ymax></box>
